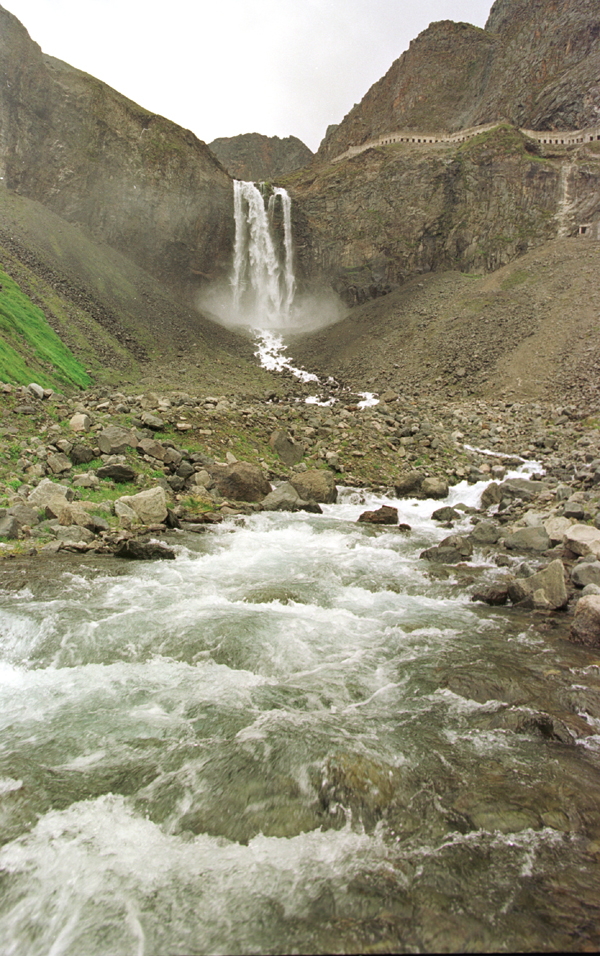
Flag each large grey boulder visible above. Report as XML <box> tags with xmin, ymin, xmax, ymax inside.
<box><xmin>507</xmin><ymin>559</ymin><xmax>568</xmax><ymax>610</ymax></box>
<box><xmin>570</xmin><ymin>595</ymin><xmax>600</xmax><ymax>647</ymax></box>
<box><xmin>421</xmin><ymin>534</ymin><xmax>473</xmax><ymax>564</ymax></box>
<box><xmin>97</xmin><ymin>426</ymin><xmax>138</xmax><ymax>455</ymax></box>
<box><xmin>261</xmin><ymin>482</ymin><xmax>321</xmax><ymax>513</ymax></box>
<box><xmin>468</xmin><ymin>520</ymin><xmax>501</xmax><ymax>546</ymax></box>
<box><xmin>290</xmin><ymin>469</ymin><xmax>337</xmax><ymax>504</ymax></box>
<box><xmin>211</xmin><ymin>462</ymin><xmax>271</xmax><ymax>503</ymax></box>
<box><xmin>497</xmin><ymin>478</ymin><xmax>548</xmax><ymax>501</ymax></box>
<box><xmin>504</xmin><ymin>526</ymin><xmax>551</xmax><ymax>551</ymax></box>
<box><xmin>269</xmin><ymin>429</ymin><xmax>305</xmax><ymax>466</ymax></box>
<box><xmin>571</xmin><ymin>561</ymin><xmax>600</xmax><ymax>589</ymax></box>
<box><xmin>28</xmin><ymin>478</ymin><xmax>74</xmax><ymax>509</ymax></box>
<box><xmin>115</xmin><ymin>487</ymin><xmax>168</xmax><ymax>525</ymax></box>
<box><xmin>564</xmin><ymin>524</ymin><xmax>600</xmax><ymax>559</ymax></box>
<box><xmin>394</xmin><ymin>471</ymin><xmax>424</xmax><ymax>497</ymax></box>
<box><xmin>421</xmin><ymin>477</ymin><xmax>449</xmax><ymax>499</ymax></box>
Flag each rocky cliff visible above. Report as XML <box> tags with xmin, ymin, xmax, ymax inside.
<box><xmin>208</xmin><ymin>133</ymin><xmax>313</xmax><ymax>182</ymax></box>
<box><xmin>0</xmin><ymin>4</ymin><xmax>234</xmax><ymax>302</ymax></box>
<box><xmin>287</xmin><ymin>127</ymin><xmax>600</xmax><ymax>305</ymax></box>
<box><xmin>317</xmin><ymin>0</ymin><xmax>600</xmax><ymax>162</ymax></box>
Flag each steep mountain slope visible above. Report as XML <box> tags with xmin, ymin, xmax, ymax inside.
<box><xmin>317</xmin><ymin>0</ymin><xmax>600</xmax><ymax>162</ymax></box>
<box><xmin>0</xmin><ymin>4</ymin><xmax>233</xmax><ymax>303</ymax></box>
<box><xmin>208</xmin><ymin>133</ymin><xmax>313</xmax><ymax>182</ymax></box>
<box><xmin>287</xmin><ymin>127</ymin><xmax>600</xmax><ymax>305</ymax></box>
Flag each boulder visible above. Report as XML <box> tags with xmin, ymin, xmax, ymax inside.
<box><xmin>468</xmin><ymin>520</ymin><xmax>501</xmax><ymax>546</ymax></box>
<box><xmin>421</xmin><ymin>534</ymin><xmax>473</xmax><ymax>564</ymax></box>
<box><xmin>27</xmin><ymin>383</ymin><xmax>45</xmax><ymax>400</ymax></box>
<box><xmin>97</xmin><ymin>426</ymin><xmax>138</xmax><ymax>455</ymax></box>
<box><xmin>497</xmin><ymin>478</ymin><xmax>548</xmax><ymax>501</ymax></box>
<box><xmin>96</xmin><ymin>464</ymin><xmax>138</xmax><ymax>483</ymax></box>
<box><xmin>358</xmin><ymin>506</ymin><xmax>398</xmax><ymax>525</ymax></box>
<box><xmin>261</xmin><ymin>482</ymin><xmax>322</xmax><ymax>513</ymax></box>
<box><xmin>140</xmin><ymin>412</ymin><xmax>164</xmax><ymax>430</ymax></box>
<box><xmin>113</xmin><ymin>539</ymin><xmax>175</xmax><ymax>560</ymax></box>
<box><xmin>269</xmin><ymin>429</ymin><xmax>305</xmax><ymax>466</ymax></box>
<box><xmin>138</xmin><ymin>438</ymin><xmax>167</xmax><ymax>462</ymax></box>
<box><xmin>432</xmin><ymin>506</ymin><xmax>460</xmax><ymax>522</ymax></box>
<box><xmin>563</xmin><ymin>524</ymin><xmax>600</xmax><ymax>559</ymax></box>
<box><xmin>570</xmin><ymin>595</ymin><xmax>600</xmax><ymax>647</ymax></box>
<box><xmin>571</xmin><ymin>561</ymin><xmax>600</xmax><ymax>589</ymax></box>
<box><xmin>70</xmin><ymin>444</ymin><xmax>95</xmax><ymax>465</ymax></box>
<box><xmin>7</xmin><ymin>504</ymin><xmax>39</xmax><ymax>527</ymax></box>
<box><xmin>421</xmin><ymin>477</ymin><xmax>449</xmax><ymax>499</ymax></box>
<box><xmin>115</xmin><ymin>487</ymin><xmax>168</xmax><ymax>525</ymax></box>
<box><xmin>507</xmin><ymin>559</ymin><xmax>568</xmax><ymax>610</ymax></box>
<box><xmin>394</xmin><ymin>471</ymin><xmax>423</xmax><ymax>497</ymax></box>
<box><xmin>471</xmin><ymin>583</ymin><xmax>509</xmax><ymax>606</ymax></box>
<box><xmin>480</xmin><ymin>482</ymin><xmax>502</xmax><ymax>509</ymax></box>
<box><xmin>543</xmin><ymin>515</ymin><xmax>573</xmax><ymax>545</ymax></box>
<box><xmin>504</xmin><ymin>526</ymin><xmax>552</xmax><ymax>551</ymax></box>
<box><xmin>69</xmin><ymin>413</ymin><xmax>91</xmax><ymax>433</ymax></box>
<box><xmin>46</xmin><ymin>453</ymin><xmax>72</xmax><ymax>475</ymax></box>
<box><xmin>0</xmin><ymin>516</ymin><xmax>20</xmax><ymax>539</ymax></box>
<box><xmin>290</xmin><ymin>469</ymin><xmax>337</xmax><ymax>504</ymax></box>
<box><xmin>28</xmin><ymin>478</ymin><xmax>74</xmax><ymax>509</ymax></box>
<box><xmin>211</xmin><ymin>462</ymin><xmax>271</xmax><ymax>503</ymax></box>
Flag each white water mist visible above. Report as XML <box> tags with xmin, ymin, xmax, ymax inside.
<box><xmin>230</xmin><ymin>180</ymin><xmax>295</xmax><ymax>327</ymax></box>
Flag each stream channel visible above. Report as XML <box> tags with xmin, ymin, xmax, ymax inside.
<box><xmin>1</xmin><ymin>471</ymin><xmax>600</xmax><ymax>954</ymax></box>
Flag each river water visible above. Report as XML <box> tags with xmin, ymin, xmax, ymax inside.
<box><xmin>1</xmin><ymin>477</ymin><xmax>600</xmax><ymax>955</ymax></box>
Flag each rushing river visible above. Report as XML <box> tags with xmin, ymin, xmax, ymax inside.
<box><xmin>1</xmin><ymin>478</ymin><xmax>600</xmax><ymax>955</ymax></box>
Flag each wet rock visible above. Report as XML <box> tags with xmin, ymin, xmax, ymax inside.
<box><xmin>563</xmin><ymin>524</ymin><xmax>600</xmax><ymax>559</ymax></box>
<box><xmin>504</xmin><ymin>526</ymin><xmax>551</xmax><ymax>551</ymax></box>
<box><xmin>492</xmin><ymin>709</ymin><xmax>574</xmax><ymax>745</ymax></box>
<box><xmin>471</xmin><ymin>583</ymin><xmax>509</xmax><ymax>605</ymax></box>
<box><xmin>507</xmin><ymin>559</ymin><xmax>568</xmax><ymax>610</ymax></box>
<box><xmin>290</xmin><ymin>469</ymin><xmax>337</xmax><ymax>504</ymax></box>
<box><xmin>319</xmin><ymin>752</ymin><xmax>398</xmax><ymax>829</ymax></box>
<box><xmin>468</xmin><ymin>519</ymin><xmax>501</xmax><ymax>546</ymax></box>
<box><xmin>421</xmin><ymin>476</ymin><xmax>448</xmax><ymax>499</ymax></box>
<box><xmin>113</xmin><ymin>538</ymin><xmax>175</xmax><ymax>560</ymax></box>
<box><xmin>269</xmin><ymin>429</ymin><xmax>305</xmax><ymax>466</ymax></box>
<box><xmin>115</xmin><ymin>487</ymin><xmax>168</xmax><ymax>525</ymax></box>
<box><xmin>432</xmin><ymin>506</ymin><xmax>460</xmax><ymax>522</ymax></box>
<box><xmin>358</xmin><ymin>505</ymin><xmax>398</xmax><ymax>525</ymax></box>
<box><xmin>569</xmin><ymin>594</ymin><xmax>600</xmax><ymax>647</ymax></box>
<box><xmin>480</xmin><ymin>482</ymin><xmax>502</xmax><ymax>508</ymax></box>
<box><xmin>421</xmin><ymin>534</ymin><xmax>473</xmax><ymax>564</ymax></box>
<box><xmin>394</xmin><ymin>471</ymin><xmax>423</xmax><ymax>497</ymax></box>
<box><xmin>261</xmin><ymin>482</ymin><xmax>318</xmax><ymax>513</ymax></box>
<box><xmin>96</xmin><ymin>464</ymin><xmax>138</xmax><ymax>483</ymax></box>
<box><xmin>211</xmin><ymin>462</ymin><xmax>272</xmax><ymax>503</ymax></box>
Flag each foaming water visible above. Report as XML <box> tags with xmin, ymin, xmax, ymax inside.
<box><xmin>1</xmin><ymin>481</ymin><xmax>600</xmax><ymax>953</ymax></box>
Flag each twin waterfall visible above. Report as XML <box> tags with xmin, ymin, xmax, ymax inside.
<box><xmin>230</xmin><ymin>181</ymin><xmax>295</xmax><ymax>328</ymax></box>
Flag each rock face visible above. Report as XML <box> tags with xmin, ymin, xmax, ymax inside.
<box><xmin>208</xmin><ymin>133</ymin><xmax>313</xmax><ymax>182</ymax></box>
<box><xmin>290</xmin><ymin>127</ymin><xmax>600</xmax><ymax>306</ymax></box>
<box><xmin>0</xmin><ymin>5</ymin><xmax>233</xmax><ymax>300</ymax></box>
<box><xmin>316</xmin><ymin>0</ymin><xmax>600</xmax><ymax>162</ymax></box>
<box><xmin>570</xmin><ymin>594</ymin><xmax>600</xmax><ymax>647</ymax></box>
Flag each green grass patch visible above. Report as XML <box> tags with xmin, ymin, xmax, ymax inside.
<box><xmin>0</xmin><ymin>269</ymin><xmax>91</xmax><ymax>390</ymax></box>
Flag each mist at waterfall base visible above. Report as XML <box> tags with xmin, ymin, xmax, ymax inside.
<box><xmin>198</xmin><ymin>180</ymin><xmax>346</xmax><ymax>335</ymax></box>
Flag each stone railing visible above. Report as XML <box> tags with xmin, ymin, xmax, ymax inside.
<box><xmin>331</xmin><ymin>122</ymin><xmax>600</xmax><ymax>164</ymax></box>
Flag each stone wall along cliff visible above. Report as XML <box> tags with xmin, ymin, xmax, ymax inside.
<box><xmin>0</xmin><ymin>4</ymin><xmax>234</xmax><ymax>302</ymax></box>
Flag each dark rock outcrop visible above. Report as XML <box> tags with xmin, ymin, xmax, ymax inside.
<box><xmin>0</xmin><ymin>5</ymin><xmax>233</xmax><ymax>301</ymax></box>
<box><xmin>208</xmin><ymin>133</ymin><xmax>313</xmax><ymax>182</ymax></box>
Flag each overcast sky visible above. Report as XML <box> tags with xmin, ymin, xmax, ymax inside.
<box><xmin>5</xmin><ymin>1</ymin><xmax>494</xmax><ymax>152</ymax></box>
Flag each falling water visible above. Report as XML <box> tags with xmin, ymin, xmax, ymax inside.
<box><xmin>231</xmin><ymin>180</ymin><xmax>295</xmax><ymax>327</ymax></box>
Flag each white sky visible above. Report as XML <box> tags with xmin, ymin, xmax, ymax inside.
<box><xmin>5</xmin><ymin>1</ymin><xmax>494</xmax><ymax>152</ymax></box>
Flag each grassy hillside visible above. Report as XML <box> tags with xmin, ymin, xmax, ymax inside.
<box><xmin>0</xmin><ymin>268</ymin><xmax>91</xmax><ymax>390</ymax></box>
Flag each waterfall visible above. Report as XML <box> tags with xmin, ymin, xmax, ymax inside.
<box><xmin>230</xmin><ymin>180</ymin><xmax>295</xmax><ymax>327</ymax></box>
